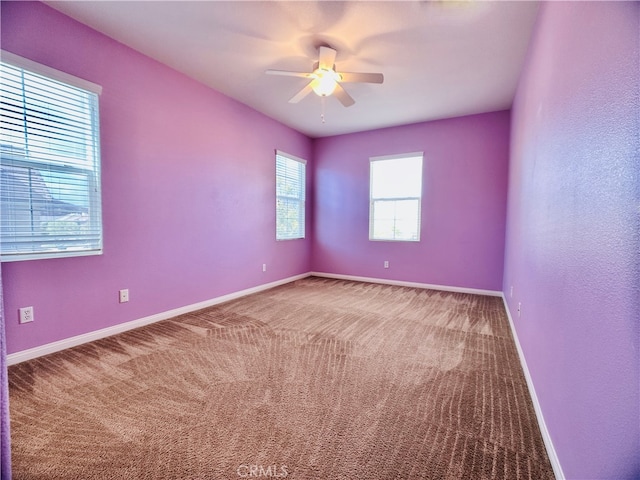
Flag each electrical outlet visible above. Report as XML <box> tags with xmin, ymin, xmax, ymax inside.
<box><xmin>19</xmin><ymin>306</ymin><xmax>34</xmax><ymax>324</ymax></box>
<box><xmin>384</xmin><ymin>260</ymin><xmax>389</xmax><ymax>269</ymax></box>
<box><xmin>119</xmin><ymin>289</ymin><xmax>129</xmax><ymax>303</ymax></box>
<box><xmin>517</xmin><ymin>302</ymin><xmax>522</xmax><ymax>317</ymax></box>
<box><xmin>262</xmin><ymin>264</ymin><xmax>267</xmax><ymax>272</ymax></box>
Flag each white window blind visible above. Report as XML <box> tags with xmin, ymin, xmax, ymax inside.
<box><xmin>369</xmin><ymin>153</ymin><xmax>423</xmax><ymax>241</ymax></box>
<box><xmin>276</xmin><ymin>151</ymin><xmax>306</xmax><ymax>240</ymax></box>
<box><xmin>0</xmin><ymin>52</ymin><xmax>103</xmax><ymax>261</ymax></box>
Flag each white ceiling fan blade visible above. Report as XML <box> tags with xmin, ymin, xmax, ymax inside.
<box><xmin>288</xmin><ymin>81</ymin><xmax>316</xmax><ymax>103</ymax></box>
<box><xmin>338</xmin><ymin>72</ymin><xmax>384</xmax><ymax>84</ymax></box>
<box><xmin>266</xmin><ymin>69</ymin><xmax>313</xmax><ymax>78</ymax></box>
<box><xmin>333</xmin><ymin>83</ymin><xmax>355</xmax><ymax>107</ymax></box>
<box><xmin>318</xmin><ymin>46</ymin><xmax>337</xmax><ymax>71</ymax></box>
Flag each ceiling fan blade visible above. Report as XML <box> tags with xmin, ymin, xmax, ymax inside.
<box><xmin>338</xmin><ymin>72</ymin><xmax>384</xmax><ymax>84</ymax></box>
<box><xmin>288</xmin><ymin>81</ymin><xmax>315</xmax><ymax>103</ymax></box>
<box><xmin>333</xmin><ymin>83</ymin><xmax>355</xmax><ymax>107</ymax></box>
<box><xmin>266</xmin><ymin>69</ymin><xmax>313</xmax><ymax>78</ymax></box>
<box><xmin>318</xmin><ymin>46</ymin><xmax>337</xmax><ymax>71</ymax></box>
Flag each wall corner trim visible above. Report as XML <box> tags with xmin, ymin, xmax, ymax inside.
<box><xmin>501</xmin><ymin>294</ymin><xmax>565</xmax><ymax>480</ymax></box>
<box><xmin>7</xmin><ymin>273</ymin><xmax>311</xmax><ymax>366</ymax></box>
<box><xmin>310</xmin><ymin>272</ymin><xmax>503</xmax><ymax>297</ymax></box>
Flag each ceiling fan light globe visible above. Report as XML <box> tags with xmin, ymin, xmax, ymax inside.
<box><xmin>312</xmin><ymin>77</ymin><xmax>337</xmax><ymax>96</ymax></box>
<box><xmin>311</xmin><ymin>68</ymin><xmax>340</xmax><ymax>97</ymax></box>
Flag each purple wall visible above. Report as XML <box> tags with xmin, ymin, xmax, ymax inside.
<box><xmin>312</xmin><ymin>112</ymin><xmax>510</xmax><ymax>291</ymax></box>
<box><xmin>1</xmin><ymin>2</ymin><xmax>313</xmax><ymax>355</ymax></box>
<box><xmin>504</xmin><ymin>2</ymin><xmax>639</xmax><ymax>479</ymax></box>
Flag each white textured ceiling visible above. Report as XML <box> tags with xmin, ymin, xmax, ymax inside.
<box><xmin>45</xmin><ymin>1</ymin><xmax>539</xmax><ymax>138</ymax></box>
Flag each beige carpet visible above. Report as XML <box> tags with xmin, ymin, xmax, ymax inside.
<box><xmin>9</xmin><ymin>277</ymin><xmax>555</xmax><ymax>479</ymax></box>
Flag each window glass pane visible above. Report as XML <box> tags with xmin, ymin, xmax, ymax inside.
<box><xmin>369</xmin><ymin>154</ymin><xmax>423</xmax><ymax>242</ymax></box>
<box><xmin>373</xmin><ymin>200</ymin><xmax>396</xmax><ymax>221</ymax></box>
<box><xmin>372</xmin><ymin>199</ymin><xmax>420</xmax><ymax>241</ymax></box>
<box><xmin>393</xmin><ymin>199</ymin><xmax>420</xmax><ymax>240</ymax></box>
<box><xmin>276</xmin><ymin>152</ymin><xmax>305</xmax><ymax>240</ymax></box>
<box><xmin>373</xmin><ymin>218</ymin><xmax>394</xmax><ymax>240</ymax></box>
<box><xmin>276</xmin><ymin>198</ymin><xmax>302</xmax><ymax>239</ymax></box>
<box><xmin>371</xmin><ymin>155</ymin><xmax>422</xmax><ymax>198</ymax></box>
<box><xmin>0</xmin><ymin>57</ymin><xmax>102</xmax><ymax>261</ymax></box>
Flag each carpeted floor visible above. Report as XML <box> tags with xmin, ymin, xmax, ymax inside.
<box><xmin>8</xmin><ymin>277</ymin><xmax>555</xmax><ymax>479</ymax></box>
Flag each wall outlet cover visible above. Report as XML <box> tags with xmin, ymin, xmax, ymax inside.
<box><xmin>19</xmin><ymin>306</ymin><xmax>34</xmax><ymax>324</ymax></box>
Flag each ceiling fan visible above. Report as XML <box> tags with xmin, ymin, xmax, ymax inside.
<box><xmin>266</xmin><ymin>46</ymin><xmax>384</xmax><ymax>107</ymax></box>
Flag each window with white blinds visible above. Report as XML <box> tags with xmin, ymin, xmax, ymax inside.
<box><xmin>369</xmin><ymin>153</ymin><xmax>423</xmax><ymax>242</ymax></box>
<box><xmin>276</xmin><ymin>151</ymin><xmax>306</xmax><ymax>240</ymax></box>
<box><xmin>0</xmin><ymin>51</ymin><xmax>102</xmax><ymax>261</ymax></box>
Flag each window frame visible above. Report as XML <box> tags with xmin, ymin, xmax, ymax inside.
<box><xmin>369</xmin><ymin>152</ymin><xmax>424</xmax><ymax>242</ymax></box>
<box><xmin>275</xmin><ymin>150</ymin><xmax>306</xmax><ymax>241</ymax></box>
<box><xmin>0</xmin><ymin>50</ymin><xmax>103</xmax><ymax>262</ymax></box>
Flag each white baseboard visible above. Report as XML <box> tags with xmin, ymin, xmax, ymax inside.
<box><xmin>310</xmin><ymin>271</ymin><xmax>503</xmax><ymax>297</ymax></box>
<box><xmin>7</xmin><ymin>273</ymin><xmax>310</xmax><ymax>366</ymax></box>
<box><xmin>501</xmin><ymin>295</ymin><xmax>565</xmax><ymax>480</ymax></box>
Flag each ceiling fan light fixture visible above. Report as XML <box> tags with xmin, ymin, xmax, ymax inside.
<box><xmin>311</xmin><ymin>68</ymin><xmax>340</xmax><ymax>97</ymax></box>
<box><xmin>266</xmin><ymin>46</ymin><xmax>382</xmax><ymax>107</ymax></box>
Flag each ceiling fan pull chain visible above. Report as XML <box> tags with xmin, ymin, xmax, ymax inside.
<box><xmin>321</xmin><ymin>96</ymin><xmax>326</xmax><ymax>124</ymax></box>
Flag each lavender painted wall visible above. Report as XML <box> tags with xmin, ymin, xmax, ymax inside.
<box><xmin>1</xmin><ymin>2</ymin><xmax>313</xmax><ymax>355</ymax></box>
<box><xmin>504</xmin><ymin>2</ymin><xmax>639</xmax><ymax>479</ymax></box>
<box><xmin>312</xmin><ymin>112</ymin><xmax>509</xmax><ymax>291</ymax></box>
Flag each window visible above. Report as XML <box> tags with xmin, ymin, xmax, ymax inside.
<box><xmin>276</xmin><ymin>150</ymin><xmax>306</xmax><ymax>240</ymax></box>
<box><xmin>0</xmin><ymin>51</ymin><xmax>102</xmax><ymax>261</ymax></box>
<box><xmin>369</xmin><ymin>152</ymin><xmax>423</xmax><ymax>241</ymax></box>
